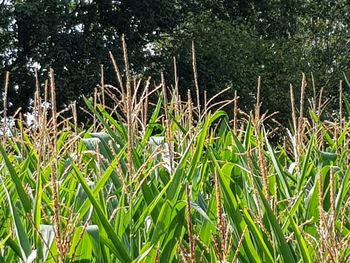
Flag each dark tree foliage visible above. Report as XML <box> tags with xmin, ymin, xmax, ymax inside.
<box><xmin>0</xmin><ymin>0</ymin><xmax>185</xmax><ymax>116</ymax></box>
<box><xmin>1</xmin><ymin>0</ymin><xmax>350</xmax><ymax>125</ymax></box>
<box><xmin>155</xmin><ymin>0</ymin><xmax>350</xmax><ymax>123</ymax></box>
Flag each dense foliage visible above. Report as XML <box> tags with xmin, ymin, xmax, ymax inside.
<box><xmin>1</xmin><ymin>0</ymin><xmax>350</xmax><ymax>122</ymax></box>
<box><xmin>158</xmin><ymin>0</ymin><xmax>350</xmax><ymax>121</ymax></box>
<box><xmin>0</xmin><ymin>0</ymin><xmax>185</xmax><ymax>113</ymax></box>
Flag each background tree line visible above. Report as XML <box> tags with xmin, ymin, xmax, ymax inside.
<box><xmin>1</xmin><ymin>0</ymin><xmax>350</xmax><ymax>124</ymax></box>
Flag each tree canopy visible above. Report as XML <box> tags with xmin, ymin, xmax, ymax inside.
<box><xmin>156</xmin><ymin>0</ymin><xmax>350</xmax><ymax>122</ymax></box>
<box><xmin>1</xmin><ymin>0</ymin><xmax>350</xmax><ymax>123</ymax></box>
<box><xmin>0</xmin><ymin>0</ymin><xmax>185</xmax><ymax>113</ymax></box>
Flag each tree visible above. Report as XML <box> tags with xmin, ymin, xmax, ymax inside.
<box><xmin>154</xmin><ymin>1</ymin><xmax>306</xmax><ymax>123</ymax></box>
<box><xmin>154</xmin><ymin>0</ymin><xmax>350</xmax><ymax>124</ymax></box>
<box><xmin>0</xmin><ymin>0</ymin><xmax>186</xmax><ymax>116</ymax></box>
<box><xmin>1</xmin><ymin>0</ymin><xmax>350</xmax><ymax>124</ymax></box>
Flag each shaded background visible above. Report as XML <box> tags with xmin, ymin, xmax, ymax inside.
<box><xmin>1</xmin><ymin>0</ymin><xmax>350</xmax><ymax>125</ymax></box>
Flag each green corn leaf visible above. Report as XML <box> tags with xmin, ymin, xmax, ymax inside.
<box><xmin>210</xmin><ymin>150</ymin><xmax>262</xmax><ymax>263</ymax></box>
<box><xmin>0</xmin><ymin>177</ymin><xmax>32</xmax><ymax>261</ymax></box>
<box><xmin>33</xmin><ymin>167</ymin><xmax>43</xmax><ymax>250</ymax></box>
<box><xmin>252</xmin><ymin>175</ymin><xmax>296</xmax><ymax>263</ymax></box>
<box><xmin>86</xmin><ymin>225</ymin><xmax>102</xmax><ymax>262</ymax></box>
<box><xmin>242</xmin><ymin>208</ymin><xmax>274</xmax><ymax>263</ymax></box>
<box><xmin>266</xmin><ymin>138</ymin><xmax>291</xmax><ymax>199</ymax></box>
<box><xmin>0</xmin><ymin>234</ymin><xmax>11</xmax><ymax>250</ymax></box>
<box><xmin>5</xmin><ymin>238</ymin><xmax>24</xmax><ymax>260</ymax></box>
<box><xmin>289</xmin><ymin>214</ymin><xmax>313</xmax><ymax>263</ymax></box>
<box><xmin>132</xmin><ymin>244</ymin><xmax>154</xmax><ymax>263</ymax></box>
<box><xmin>336</xmin><ymin>168</ymin><xmax>350</xmax><ymax>216</ymax></box>
<box><xmin>72</xmin><ymin>162</ymin><xmax>131</xmax><ymax>262</ymax></box>
<box><xmin>76</xmin><ymin>146</ymin><xmax>126</xmax><ymax>221</ymax></box>
<box><xmin>68</xmin><ymin>226</ymin><xmax>93</xmax><ymax>261</ymax></box>
<box><xmin>40</xmin><ymin>225</ymin><xmax>55</xmax><ymax>262</ymax></box>
<box><xmin>0</xmin><ymin>144</ymin><xmax>32</xmax><ymax>213</ymax></box>
<box><xmin>298</xmin><ymin>138</ymin><xmax>315</xmax><ymax>191</ymax></box>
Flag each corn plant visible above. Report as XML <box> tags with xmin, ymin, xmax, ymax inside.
<box><xmin>0</xmin><ymin>43</ymin><xmax>350</xmax><ymax>262</ymax></box>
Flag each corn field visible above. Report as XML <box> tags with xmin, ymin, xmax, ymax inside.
<box><xmin>1</xmin><ymin>42</ymin><xmax>350</xmax><ymax>262</ymax></box>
